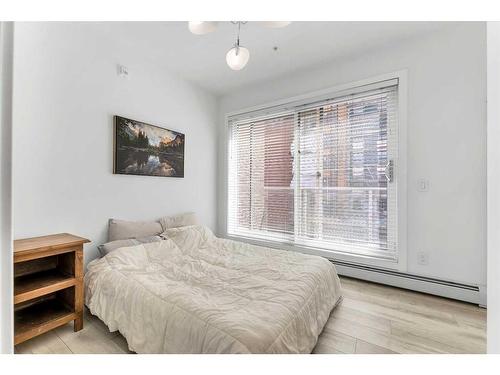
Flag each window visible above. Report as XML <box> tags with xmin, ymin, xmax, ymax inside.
<box><xmin>227</xmin><ymin>78</ymin><xmax>400</xmax><ymax>262</ymax></box>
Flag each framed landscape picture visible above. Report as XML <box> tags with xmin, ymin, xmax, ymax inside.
<box><xmin>113</xmin><ymin>116</ymin><xmax>185</xmax><ymax>177</ymax></box>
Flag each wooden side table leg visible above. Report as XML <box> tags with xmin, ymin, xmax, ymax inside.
<box><xmin>74</xmin><ymin>248</ymin><xmax>84</xmax><ymax>332</ymax></box>
<box><xmin>74</xmin><ymin>311</ymin><xmax>84</xmax><ymax>332</ymax></box>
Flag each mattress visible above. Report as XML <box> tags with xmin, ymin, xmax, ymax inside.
<box><xmin>84</xmin><ymin>225</ymin><xmax>342</xmax><ymax>353</ymax></box>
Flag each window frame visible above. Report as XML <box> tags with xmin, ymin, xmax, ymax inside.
<box><xmin>224</xmin><ymin>71</ymin><xmax>408</xmax><ymax>272</ymax></box>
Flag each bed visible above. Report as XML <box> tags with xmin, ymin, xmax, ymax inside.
<box><xmin>84</xmin><ymin>225</ymin><xmax>342</xmax><ymax>353</ymax></box>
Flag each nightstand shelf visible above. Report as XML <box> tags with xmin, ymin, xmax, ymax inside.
<box><xmin>13</xmin><ymin>233</ymin><xmax>90</xmax><ymax>346</ymax></box>
<box><xmin>14</xmin><ymin>269</ymin><xmax>76</xmax><ymax>305</ymax></box>
<box><xmin>14</xmin><ymin>297</ymin><xmax>77</xmax><ymax>345</ymax></box>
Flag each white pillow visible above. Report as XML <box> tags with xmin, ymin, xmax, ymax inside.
<box><xmin>159</xmin><ymin>212</ymin><xmax>198</xmax><ymax>231</ymax></box>
<box><xmin>160</xmin><ymin>225</ymin><xmax>214</xmax><ymax>247</ymax></box>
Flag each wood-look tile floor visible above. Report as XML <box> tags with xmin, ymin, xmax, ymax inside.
<box><xmin>14</xmin><ymin>276</ymin><xmax>486</xmax><ymax>354</ymax></box>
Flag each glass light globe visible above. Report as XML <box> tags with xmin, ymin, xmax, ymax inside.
<box><xmin>261</xmin><ymin>21</ymin><xmax>291</xmax><ymax>28</ymax></box>
<box><xmin>226</xmin><ymin>46</ymin><xmax>250</xmax><ymax>70</ymax></box>
<box><xmin>188</xmin><ymin>21</ymin><xmax>218</xmax><ymax>35</ymax></box>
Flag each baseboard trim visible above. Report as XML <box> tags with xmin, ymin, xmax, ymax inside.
<box><xmin>332</xmin><ymin>260</ymin><xmax>486</xmax><ymax>306</ymax></box>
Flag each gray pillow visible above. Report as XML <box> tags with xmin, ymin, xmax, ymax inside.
<box><xmin>108</xmin><ymin>218</ymin><xmax>163</xmax><ymax>241</ymax></box>
<box><xmin>98</xmin><ymin>235</ymin><xmax>162</xmax><ymax>257</ymax></box>
<box><xmin>159</xmin><ymin>212</ymin><xmax>198</xmax><ymax>232</ymax></box>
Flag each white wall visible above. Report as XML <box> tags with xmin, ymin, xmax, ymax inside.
<box><xmin>0</xmin><ymin>21</ymin><xmax>14</xmax><ymax>355</ymax></box>
<box><xmin>487</xmin><ymin>21</ymin><xmax>500</xmax><ymax>353</ymax></box>
<box><xmin>12</xmin><ymin>23</ymin><xmax>219</xmax><ymax>264</ymax></box>
<box><xmin>218</xmin><ymin>23</ymin><xmax>487</xmax><ymax>288</ymax></box>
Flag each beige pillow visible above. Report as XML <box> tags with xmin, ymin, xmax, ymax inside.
<box><xmin>159</xmin><ymin>212</ymin><xmax>198</xmax><ymax>231</ymax></box>
<box><xmin>108</xmin><ymin>218</ymin><xmax>163</xmax><ymax>242</ymax></box>
<box><xmin>160</xmin><ymin>225</ymin><xmax>214</xmax><ymax>243</ymax></box>
<box><xmin>98</xmin><ymin>235</ymin><xmax>162</xmax><ymax>256</ymax></box>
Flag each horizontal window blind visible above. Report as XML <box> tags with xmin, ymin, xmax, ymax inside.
<box><xmin>228</xmin><ymin>80</ymin><xmax>399</xmax><ymax>261</ymax></box>
<box><xmin>228</xmin><ymin>112</ymin><xmax>296</xmax><ymax>242</ymax></box>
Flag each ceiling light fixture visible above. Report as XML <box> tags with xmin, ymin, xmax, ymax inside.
<box><xmin>188</xmin><ymin>21</ymin><xmax>291</xmax><ymax>70</ymax></box>
<box><xmin>226</xmin><ymin>21</ymin><xmax>250</xmax><ymax>71</ymax></box>
<box><xmin>188</xmin><ymin>21</ymin><xmax>218</xmax><ymax>35</ymax></box>
<box><xmin>261</xmin><ymin>21</ymin><xmax>292</xmax><ymax>28</ymax></box>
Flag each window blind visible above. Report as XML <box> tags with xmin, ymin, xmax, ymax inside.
<box><xmin>228</xmin><ymin>112</ymin><xmax>296</xmax><ymax>241</ymax></box>
<box><xmin>228</xmin><ymin>80</ymin><xmax>399</xmax><ymax>261</ymax></box>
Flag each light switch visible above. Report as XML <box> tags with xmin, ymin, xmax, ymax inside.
<box><xmin>417</xmin><ymin>178</ymin><xmax>429</xmax><ymax>192</ymax></box>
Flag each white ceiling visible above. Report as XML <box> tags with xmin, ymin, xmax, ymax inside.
<box><xmin>89</xmin><ymin>21</ymin><xmax>458</xmax><ymax>96</ymax></box>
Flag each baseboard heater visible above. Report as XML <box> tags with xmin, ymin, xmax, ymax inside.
<box><xmin>331</xmin><ymin>260</ymin><xmax>485</xmax><ymax>306</ymax></box>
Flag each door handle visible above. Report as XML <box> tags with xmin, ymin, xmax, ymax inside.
<box><xmin>384</xmin><ymin>160</ymin><xmax>394</xmax><ymax>182</ymax></box>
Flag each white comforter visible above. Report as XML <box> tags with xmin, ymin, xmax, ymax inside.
<box><xmin>84</xmin><ymin>225</ymin><xmax>342</xmax><ymax>353</ymax></box>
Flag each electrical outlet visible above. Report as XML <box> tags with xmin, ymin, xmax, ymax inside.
<box><xmin>417</xmin><ymin>251</ymin><xmax>429</xmax><ymax>265</ymax></box>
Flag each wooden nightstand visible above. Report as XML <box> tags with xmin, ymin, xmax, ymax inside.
<box><xmin>13</xmin><ymin>233</ymin><xmax>90</xmax><ymax>345</ymax></box>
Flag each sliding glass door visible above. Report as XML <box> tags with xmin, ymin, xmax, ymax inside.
<box><xmin>228</xmin><ymin>79</ymin><xmax>399</xmax><ymax>263</ymax></box>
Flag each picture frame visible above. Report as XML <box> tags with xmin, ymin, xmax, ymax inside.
<box><xmin>113</xmin><ymin>115</ymin><xmax>185</xmax><ymax>178</ymax></box>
